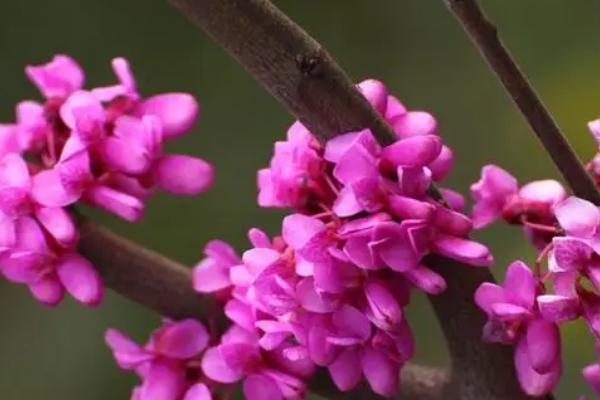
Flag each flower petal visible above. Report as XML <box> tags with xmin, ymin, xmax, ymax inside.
<box><xmin>155</xmin><ymin>155</ymin><xmax>214</xmax><ymax>195</ymax></box>
<box><xmin>140</xmin><ymin>93</ymin><xmax>199</xmax><ymax>138</ymax></box>
<box><xmin>56</xmin><ymin>253</ymin><xmax>103</xmax><ymax>306</ymax></box>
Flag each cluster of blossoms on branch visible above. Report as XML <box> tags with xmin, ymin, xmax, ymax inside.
<box><xmin>471</xmin><ymin>118</ymin><xmax>600</xmax><ymax>396</ymax></box>
<box><xmin>107</xmin><ymin>79</ymin><xmax>495</xmax><ymax>400</ymax></box>
<box><xmin>0</xmin><ymin>55</ymin><xmax>213</xmax><ymax>306</ymax></box>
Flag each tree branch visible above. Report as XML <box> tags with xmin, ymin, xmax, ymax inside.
<box><xmin>444</xmin><ymin>0</ymin><xmax>600</xmax><ymax>205</ymax></box>
<box><xmin>78</xmin><ymin>217</ymin><xmax>213</xmax><ymax>319</ymax></box>
<box><xmin>163</xmin><ymin>0</ymin><xmax>533</xmax><ymax>398</ymax></box>
<box><xmin>77</xmin><ymin>216</ymin><xmax>447</xmax><ymax>400</ymax></box>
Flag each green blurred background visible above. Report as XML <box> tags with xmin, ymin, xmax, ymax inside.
<box><xmin>0</xmin><ymin>0</ymin><xmax>598</xmax><ymax>398</ymax></box>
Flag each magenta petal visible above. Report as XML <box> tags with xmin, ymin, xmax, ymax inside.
<box><xmin>324</xmin><ymin>130</ymin><xmax>379</xmax><ymax>163</ymax></box>
<box><xmin>332</xmin><ymin>304</ymin><xmax>371</xmax><ymax>342</ymax></box>
<box><xmin>59</xmin><ymin>90</ymin><xmax>104</xmax><ymax>130</ymax></box>
<box><xmin>183</xmin><ymin>383</ymin><xmax>212</xmax><ymax>400</ymax></box>
<box><xmin>32</xmin><ymin>169</ymin><xmax>81</xmax><ymax>207</ymax></box>
<box><xmin>243</xmin><ymin>248</ymin><xmax>280</xmax><ymax>278</ymax></box>
<box><xmin>553</xmin><ymin>196</ymin><xmax>600</xmax><ymax>238</ymax></box>
<box><xmin>2</xmin><ymin>253</ymin><xmax>42</xmax><ymax>283</ymax></box>
<box><xmin>490</xmin><ymin>303</ymin><xmax>531</xmax><ymax>321</ymax></box>
<box><xmin>29</xmin><ymin>276</ymin><xmax>65</xmax><ymax>306</ymax></box>
<box><xmin>514</xmin><ymin>336</ymin><xmax>560</xmax><ymax>396</ymax></box>
<box><xmin>333</xmin><ymin>144</ymin><xmax>379</xmax><ymax>185</ymax></box>
<box><xmin>193</xmin><ymin>258</ymin><xmax>231</xmax><ymax>293</ymax></box>
<box><xmin>429</xmin><ymin>145</ymin><xmax>454</xmax><ymax>182</ymax></box>
<box><xmin>397</xmin><ymin>166</ymin><xmax>431</xmax><ymax>198</ymax></box>
<box><xmin>405</xmin><ymin>264</ymin><xmax>447</xmax><ymax>295</ymax></box>
<box><xmin>390</xmin><ymin>111</ymin><xmax>437</xmax><ymax>138</ymax></box>
<box><xmin>333</xmin><ymin>186</ymin><xmax>363</xmax><ymax>217</ymax></box>
<box><xmin>201</xmin><ymin>346</ymin><xmax>244</xmax><ymax>384</ymax></box>
<box><xmin>308</xmin><ymin>324</ymin><xmax>336</xmax><ymax>367</ymax></box>
<box><xmin>15</xmin><ymin>216</ymin><xmax>48</xmax><ymax>253</ymax></box>
<box><xmin>99</xmin><ymin>137</ymin><xmax>149</xmax><ymax>175</ymax></box>
<box><xmin>371</xmin><ymin>222</ymin><xmax>418</xmax><ymax>272</ymax></box>
<box><xmin>434</xmin><ymin>206</ymin><xmax>473</xmax><ymax>237</ymax></box>
<box><xmin>381</xmin><ymin>135</ymin><xmax>442</xmax><ymax>168</ymax></box>
<box><xmin>155</xmin><ymin>155</ymin><xmax>214</xmax><ymax>195</ymax></box>
<box><xmin>154</xmin><ymin>319</ymin><xmax>209</xmax><ymax>359</ymax></box>
<box><xmin>34</xmin><ymin>207</ymin><xmax>76</xmax><ymax>247</ymax></box>
<box><xmin>357</xmin><ymin>79</ymin><xmax>388</xmax><ymax>114</ymax></box>
<box><xmin>248</xmin><ymin>228</ymin><xmax>271</xmax><ymax>248</ymax></box>
<box><xmin>433</xmin><ymin>235</ymin><xmax>493</xmax><ymax>267</ymax></box>
<box><xmin>474</xmin><ymin>282</ymin><xmax>506</xmax><ymax>314</ymax></box>
<box><xmin>282</xmin><ymin>214</ymin><xmax>325</xmax><ymax>250</ymax></box>
<box><xmin>308</xmin><ymin>325</ymin><xmax>337</xmax><ymax>366</ymax></box>
<box><xmin>519</xmin><ymin>179</ymin><xmax>566</xmax><ymax>205</ymax></box>
<box><xmin>85</xmin><ymin>185</ymin><xmax>144</xmax><ymax>222</ymax></box>
<box><xmin>105</xmin><ymin>328</ymin><xmax>151</xmax><ymax>370</ymax></box>
<box><xmin>220</xmin><ymin>342</ymin><xmax>261</xmax><ymax>373</ymax></box>
<box><xmin>551</xmin><ymin>237</ymin><xmax>593</xmax><ymax>272</ymax></box>
<box><xmin>361</xmin><ymin>346</ymin><xmax>399</xmax><ymax>397</ymax></box>
<box><xmin>243</xmin><ymin>374</ymin><xmax>282</xmax><ymax>400</ymax></box>
<box><xmin>297</xmin><ymin>277</ymin><xmax>337</xmax><ymax>313</ymax></box>
<box><xmin>328</xmin><ymin>348</ymin><xmax>362</xmax><ymax>391</ymax></box>
<box><xmin>226</xmin><ymin>299</ymin><xmax>255</xmax><ymax>332</ymax></box>
<box><xmin>583</xmin><ymin>363</ymin><xmax>600</xmax><ymax>394</ymax></box>
<box><xmin>140</xmin><ymin>93</ymin><xmax>199</xmax><ymax>138</ymax></box>
<box><xmin>470</xmin><ymin>164</ymin><xmax>518</xmax><ymax>228</ymax></box>
<box><xmin>343</xmin><ymin>235</ymin><xmax>378</xmax><ymax>270</ymax></box>
<box><xmin>388</xmin><ymin>195</ymin><xmax>435</xmax><ymax>220</ymax></box>
<box><xmin>503</xmin><ymin>260</ymin><xmax>536</xmax><ymax>309</ymax></box>
<box><xmin>25</xmin><ymin>55</ymin><xmax>84</xmax><ymax>98</ymax></box>
<box><xmin>364</xmin><ymin>278</ymin><xmax>403</xmax><ymax>328</ymax></box>
<box><xmin>139</xmin><ymin>362</ymin><xmax>186</xmax><ymax>400</ymax></box>
<box><xmin>537</xmin><ymin>295</ymin><xmax>580</xmax><ymax>323</ymax></box>
<box><xmin>56</xmin><ymin>253</ymin><xmax>103</xmax><ymax>306</ymax></box>
<box><xmin>525</xmin><ymin>319</ymin><xmax>560</xmax><ymax>374</ymax></box>
<box><xmin>0</xmin><ymin>153</ymin><xmax>30</xmax><ymax>189</ymax></box>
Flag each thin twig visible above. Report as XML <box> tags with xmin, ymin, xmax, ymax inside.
<box><xmin>163</xmin><ymin>0</ymin><xmax>531</xmax><ymax>398</ymax></box>
<box><xmin>444</xmin><ymin>0</ymin><xmax>600</xmax><ymax>205</ymax></box>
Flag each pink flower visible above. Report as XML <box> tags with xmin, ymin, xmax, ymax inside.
<box><xmin>258</xmin><ymin>122</ymin><xmax>328</xmax><ymax>211</ymax></box>
<box><xmin>475</xmin><ymin>261</ymin><xmax>561</xmax><ymax>396</ymax></box>
<box><xmin>0</xmin><ymin>55</ymin><xmax>215</xmax><ymax>306</ymax></box>
<box><xmin>471</xmin><ymin>165</ymin><xmax>565</xmax><ymax>230</ymax></box>
<box><xmin>26</xmin><ymin>55</ymin><xmax>84</xmax><ymax>99</ymax></box>
<box><xmin>583</xmin><ymin>343</ymin><xmax>600</xmax><ymax>395</ymax></box>
<box><xmin>0</xmin><ymin>217</ymin><xmax>102</xmax><ymax>306</ymax></box>
<box><xmin>202</xmin><ymin>326</ymin><xmax>309</xmax><ymax>400</ymax></box>
<box><xmin>193</xmin><ymin>240</ymin><xmax>241</xmax><ymax>294</ymax></box>
<box><xmin>106</xmin><ymin>319</ymin><xmax>211</xmax><ymax>400</ymax></box>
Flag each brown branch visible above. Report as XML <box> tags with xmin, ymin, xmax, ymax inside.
<box><xmin>163</xmin><ymin>0</ymin><xmax>533</xmax><ymax>398</ymax></box>
<box><xmin>78</xmin><ymin>217</ymin><xmax>214</xmax><ymax>319</ymax></box>
<box><xmin>444</xmin><ymin>0</ymin><xmax>600</xmax><ymax>205</ymax></box>
<box><xmin>77</xmin><ymin>216</ymin><xmax>447</xmax><ymax>400</ymax></box>
<box><xmin>166</xmin><ymin>0</ymin><xmax>396</xmax><ymax>144</ymax></box>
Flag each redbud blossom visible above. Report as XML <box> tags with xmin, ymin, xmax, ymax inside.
<box><xmin>0</xmin><ymin>55</ymin><xmax>214</xmax><ymax>306</ymax></box>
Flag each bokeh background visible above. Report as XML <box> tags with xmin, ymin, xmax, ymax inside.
<box><xmin>0</xmin><ymin>0</ymin><xmax>598</xmax><ymax>398</ymax></box>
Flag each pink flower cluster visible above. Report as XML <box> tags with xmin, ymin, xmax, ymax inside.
<box><xmin>106</xmin><ymin>319</ymin><xmax>213</xmax><ymax>400</ymax></box>
<box><xmin>185</xmin><ymin>80</ymin><xmax>492</xmax><ymax>399</ymax></box>
<box><xmin>0</xmin><ymin>55</ymin><xmax>213</xmax><ymax>306</ymax></box>
<box><xmin>470</xmin><ymin>118</ymin><xmax>600</xmax><ymax>396</ymax></box>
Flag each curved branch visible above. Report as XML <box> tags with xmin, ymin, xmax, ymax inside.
<box><xmin>78</xmin><ymin>217</ymin><xmax>213</xmax><ymax>319</ymax></box>
<box><xmin>166</xmin><ymin>0</ymin><xmax>396</xmax><ymax>144</ymax></box>
<box><xmin>77</xmin><ymin>217</ymin><xmax>447</xmax><ymax>400</ymax></box>
<box><xmin>164</xmin><ymin>0</ymin><xmax>531</xmax><ymax>398</ymax></box>
<box><xmin>444</xmin><ymin>0</ymin><xmax>600</xmax><ymax>205</ymax></box>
